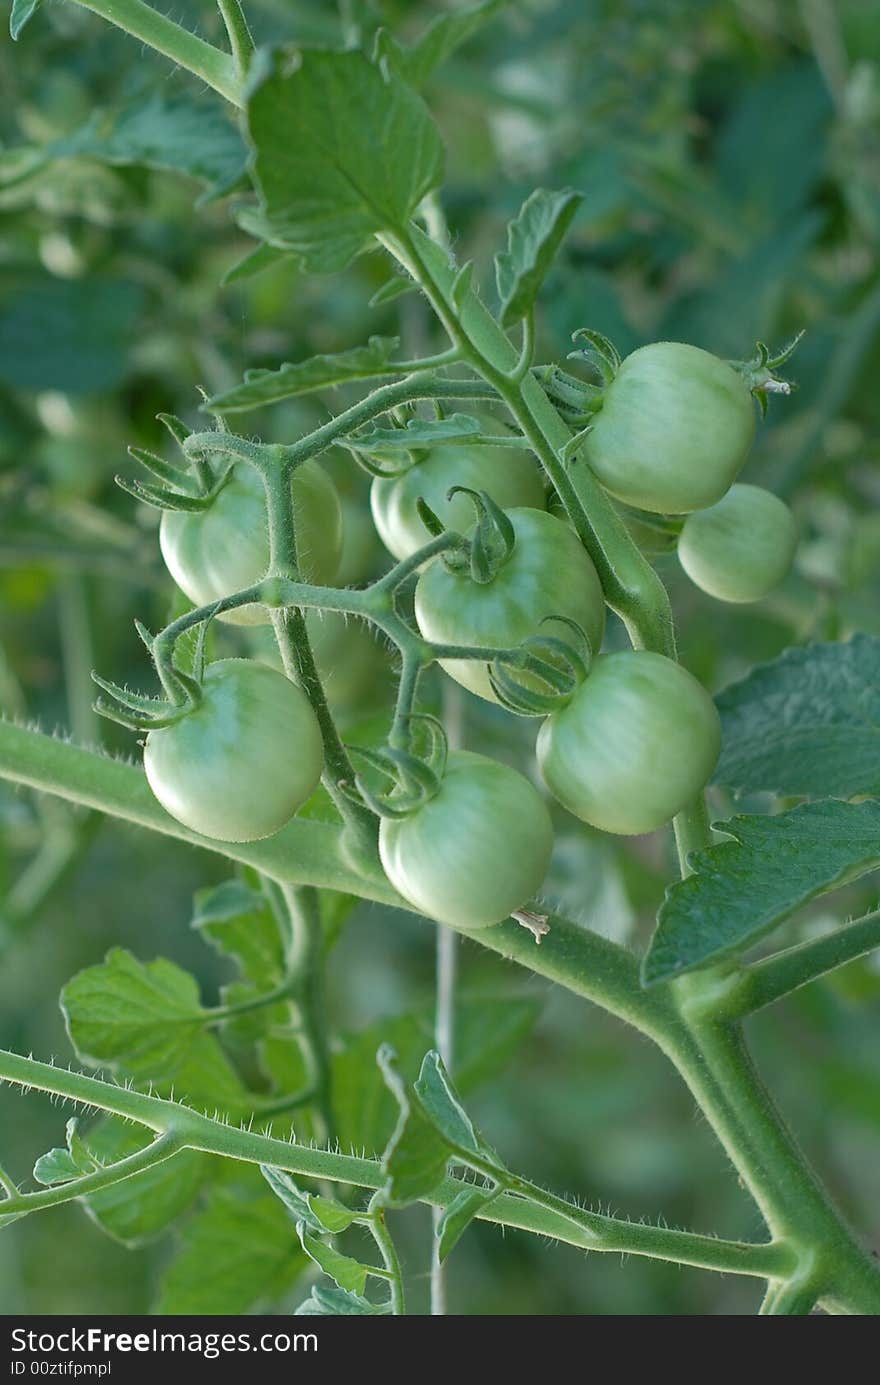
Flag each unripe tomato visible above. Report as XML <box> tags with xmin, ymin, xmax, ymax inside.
<box><xmin>159</xmin><ymin>460</ymin><xmax>342</xmax><ymax>625</ymax></box>
<box><xmin>379</xmin><ymin>750</ymin><xmax>553</xmax><ymax>928</ymax></box>
<box><xmin>583</xmin><ymin>342</ymin><xmax>755</xmax><ymax>514</ymax></box>
<box><xmin>536</xmin><ymin>652</ymin><xmax>721</xmax><ymax>835</ymax></box>
<box><xmin>414</xmin><ymin>508</ymin><xmax>605</xmax><ymax>702</ymax></box>
<box><xmin>677</xmin><ymin>483</ymin><xmax>798</xmax><ymax>603</ymax></box>
<box><xmin>370</xmin><ymin>430</ymin><xmax>545</xmax><ymax>560</ymax></box>
<box><xmin>143</xmin><ymin>659</ymin><xmax>323</xmax><ymax>842</ymax></box>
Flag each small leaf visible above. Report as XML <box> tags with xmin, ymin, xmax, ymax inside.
<box><xmin>348</xmin><ymin>414</ymin><xmax>482</xmax><ymax>453</ymax></box>
<box><xmin>643</xmin><ymin>800</ymin><xmax>880</xmax><ymax>984</ymax></box>
<box><xmin>10</xmin><ymin>0</ymin><xmax>42</xmax><ymax>40</ymax></box>
<box><xmin>715</xmin><ymin>636</ymin><xmax>880</xmax><ymax>799</ymax></box>
<box><xmin>295</xmin><ymin>1285</ymin><xmax>387</xmax><ymax>1315</ymax></box>
<box><xmin>33</xmin><ymin>1118</ymin><xmax>92</xmax><ymax>1186</ymax></box>
<box><xmin>369</xmin><ymin>275</ymin><xmax>416</xmax><ymax>308</ymax></box>
<box><xmin>261</xmin><ymin>1167</ymin><xmax>357</xmax><ymax>1235</ymax></box>
<box><xmin>437</xmin><ymin>1183</ymin><xmax>499</xmax><ymax>1261</ymax></box>
<box><xmin>246</xmin><ymin>47</ymin><xmax>443</xmax><ymax>273</ymax></box>
<box><xmin>378</xmin><ymin>1045</ymin><xmax>451</xmax><ymax>1205</ymax></box>
<box><xmin>222</xmin><ymin>243</ymin><xmax>291</xmax><ymax>286</ymax></box>
<box><xmin>204</xmin><ymin>336</ymin><xmax>403</xmax><ymax>414</ymax></box>
<box><xmin>155</xmin><ymin>1179</ymin><xmax>308</xmax><ymax>1314</ymax></box>
<box><xmin>376</xmin><ymin>0</ymin><xmax>508</xmax><ymax>89</ymax></box>
<box><xmin>495</xmin><ymin>188</ymin><xmax>583</xmax><ymax>327</ymax></box>
<box><xmin>414</xmin><ymin>1052</ymin><xmax>483</xmax><ymax>1156</ymax></box>
<box><xmin>61</xmin><ymin>948</ymin><xmax>248</xmax><ymax>1110</ymax></box>
<box><xmin>298</xmin><ymin>1229</ymin><xmax>369</xmax><ymax>1295</ymax></box>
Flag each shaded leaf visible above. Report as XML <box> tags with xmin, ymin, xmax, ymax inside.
<box><xmin>437</xmin><ymin>1183</ymin><xmax>499</xmax><ymax>1262</ymax></box>
<box><xmin>261</xmin><ymin>1167</ymin><xmax>357</xmax><ymax>1235</ymax></box>
<box><xmin>10</xmin><ymin>0</ymin><xmax>41</xmax><ymax>40</ymax></box>
<box><xmin>643</xmin><ymin>800</ymin><xmax>880</xmax><ymax>984</ymax></box>
<box><xmin>156</xmin><ymin>1183</ymin><xmax>307</xmax><ymax>1314</ymax></box>
<box><xmin>495</xmin><ymin>188</ymin><xmax>582</xmax><ymax>327</ymax></box>
<box><xmin>61</xmin><ymin>948</ymin><xmax>248</xmax><ymax>1110</ymax></box>
<box><xmin>298</xmin><ymin>1230</ymin><xmax>368</xmax><ymax>1295</ymax></box>
<box><xmin>414</xmin><ymin>1051</ymin><xmax>482</xmax><ymax>1155</ymax></box>
<box><xmin>296</xmin><ymin>1285</ymin><xmax>387</xmax><ymax>1315</ymax></box>
<box><xmin>715</xmin><ymin>636</ymin><xmax>880</xmax><ymax>799</ymax></box>
<box><xmin>205</xmin><ymin>336</ymin><xmax>402</xmax><ymax>414</ymax></box>
<box><xmin>347</xmin><ymin>413</ymin><xmax>482</xmax><ymax>453</ymax></box>
<box><xmin>246</xmin><ymin>47</ymin><xmax>443</xmax><ymax>272</ymax></box>
<box><xmin>378</xmin><ymin>1045</ymin><xmax>451</xmax><ymax>1205</ymax></box>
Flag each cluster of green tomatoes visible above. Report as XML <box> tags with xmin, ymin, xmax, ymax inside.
<box><xmin>118</xmin><ymin>341</ymin><xmax>798</xmax><ymax>932</ymax></box>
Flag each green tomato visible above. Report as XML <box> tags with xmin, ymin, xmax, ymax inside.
<box><xmin>677</xmin><ymin>483</ymin><xmax>798</xmax><ymax>603</ymax></box>
<box><xmin>414</xmin><ymin>508</ymin><xmax>606</xmax><ymax>702</ymax></box>
<box><xmin>583</xmin><ymin>342</ymin><xmax>755</xmax><ymax>514</ymax></box>
<box><xmin>370</xmin><ymin>429</ymin><xmax>546</xmax><ymax>560</ymax></box>
<box><xmin>143</xmin><ymin>658</ymin><xmax>323</xmax><ymax>842</ymax></box>
<box><xmin>536</xmin><ymin>651</ymin><xmax>721</xmax><ymax>835</ymax></box>
<box><xmin>159</xmin><ymin>460</ymin><xmax>342</xmax><ymax>626</ymax></box>
<box><xmin>379</xmin><ymin>750</ymin><xmax>553</xmax><ymax>928</ymax></box>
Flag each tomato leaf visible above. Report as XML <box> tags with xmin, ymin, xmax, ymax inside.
<box><xmin>643</xmin><ymin>799</ymin><xmax>880</xmax><ymax>984</ymax></box>
<box><xmin>413</xmin><ymin>1051</ymin><xmax>483</xmax><ymax>1156</ymax></box>
<box><xmin>375</xmin><ymin>0</ymin><xmax>508</xmax><ymax>90</ymax></box>
<box><xmin>295</xmin><ymin>1285</ymin><xmax>388</xmax><ymax>1315</ymax></box>
<box><xmin>714</xmin><ymin>636</ymin><xmax>880</xmax><ymax>799</ymax></box>
<box><xmin>155</xmin><ymin>1180</ymin><xmax>308</xmax><ymax>1314</ymax></box>
<box><xmin>204</xmin><ymin>336</ymin><xmax>403</xmax><ymax>414</ymax></box>
<box><xmin>245</xmin><ymin>47</ymin><xmax>444</xmax><ymax>273</ymax></box>
<box><xmin>61</xmin><ymin>948</ymin><xmax>249</xmax><ymax>1111</ymax></box>
<box><xmin>261</xmin><ymin>1168</ymin><xmax>357</xmax><ymax>1235</ymax></box>
<box><xmin>50</xmin><ymin>94</ymin><xmax>247</xmax><ymax>192</ymax></box>
<box><xmin>378</xmin><ymin>1045</ymin><xmax>452</xmax><ymax>1205</ymax></box>
<box><xmin>495</xmin><ymin>188</ymin><xmax>583</xmax><ymax>327</ymax></box>
<box><xmin>347</xmin><ymin>413</ymin><xmax>483</xmax><ymax>453</ymax></box>
<box><xmin>437</xmin><ymin>1183</ymin><xmax>500</xmax><ymax>1262</ymax></box>
<box><xmin>221</xmin><ymin>242</ymin><xmax>291</xmax><ymax>286</ymax></box>
<box><xmin>297</xmin><ymin>1229</ymin><xmax>369</xmax><ymax>1296</ymax></box>
<box><xmin>9</xmin><ymin>0</ymin><xmax>42</xmax><ymax>40</ymax></box>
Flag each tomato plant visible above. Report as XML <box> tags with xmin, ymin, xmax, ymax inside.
<box><xmin>143</xmin><ymin>658</ymin><xmax>324</xmax><ymax>842</ymax></box>
<box><xmin>370</xmin><ymin>429</ymin><xmax>545</xmax><ymax>559</ymax></box>
<box><xmin>378</xmin><ymin>749</ymin><xmax>553</xmax><ymax>930</ymax></box>
<box><xmin>677</xmin><ymin>483</ymin><xmax>799</xmax><ymax>603</ymax></box>
<box><xmin>582</xmin><ymin>342</ymin><xmax>756</xmax><ymax>513</ymax></box>
<box><xmin>537</xmin><ymin>652</ymin><xmax>722</xmax><ymax>835</ymax></box>
<box><xmin>414</xmin><ymin>506</ymin><xmax>605</xmax><ymax>702</ymax></box>
<box><xmin>2</xmin><ymin>0</ymin><xmax>880</xmax><ymax>1327</ymax></box>
<box><xmin>160</xmin><ymin>459</ymin><xmax>342</xmax><ymax>623</ymax></box>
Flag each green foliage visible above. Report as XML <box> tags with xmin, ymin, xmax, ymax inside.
<box><xmin>715</xmin><ymin>637</ymin><xmax>880</xmax><ymax>798</ymax></box>
<box><xmin>205</xmin><ymin>336</ymin><xmax>403</xmax><ymax>414</ymax></box>
<box><xmin>0</xmin><ymin>277</ymin><xmax>143</xmax><ymax>393</ymax></box>
<box><xmin>246</xmin><ymin>47</ymin><xmax>443</xmax><ymax>271</ymax></box>
<box><xmin>644</xmin><ymin>800</ymin><xmax>880</xmax><ymax>983</ymax></box>
<box><xmin>495</xmin><ymin>188</ymin><xmax>583</xmax><ymax>327</ymax></box>
<box><xmin>376</xmin><ymin>0</ymin><xmax>508</xmax><ymax>90</ymax></box>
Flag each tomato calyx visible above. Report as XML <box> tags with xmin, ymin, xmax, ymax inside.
<box><xmin>343</xmin><ymin>716</ymin><xmax>448</xmax><ymax>820</ymax></box>
<box><xmin>116</xmin><ymin>410</ymin><xmax>235</xmax><ymax>514</ymax></box>
<box><xmin>417</xmin><ymin>486</ymin><xmax>516</xmax><ymax>584</ymax></box>
<box><xmin>91</xmin><ymin>614</ymin><xmax>211</xmax><ymax>733</ymax></box>
<box><xmin>731</xmin><ymin>331</ymin><xmax>805</xmax><ymax>417</ymax></box>
<box><xmin>489</xmin><ymin>615</ymin><xmax>592</xmax><ymax>716</ymax></box>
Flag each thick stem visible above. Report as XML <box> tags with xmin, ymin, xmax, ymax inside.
<box><xmin>215</xmin><ymin>0</ymin><xmax>253</xmax><ymax>78</ymax></box>
<box><xmin>64</xmin><ymin>0</ymin><xmax>240</xmax><ymax>105</ymax></box>
<box><xmin>280</xmin><ymin>884</ymin><xmax>335</xmax><ymax>1143</ymax></box>
<box><xmin>721</xmin><ymin>910</ymin><xmax>880</xmax><ymax>1019</ymax></box>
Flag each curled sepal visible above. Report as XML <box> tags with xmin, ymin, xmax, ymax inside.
<box><xmin>91</xmin><ymin>671</ymin><xmax>198</xmax><ymax>734</ymax></box>
<box><xmin>489</xmin><ymin>617</ymin><xmax>591</xmax><ymax>716</ymax></box>
<box><xmin>732</xmin><ymin>331</ymin><xmax>805</xmax><ymax>417</ymax></box>
<box><xmin>346</xmin><ymin>719</ymin><xmax>448</xmax><ymax>819</ymax></box>
<box><xmin>445</xmin><ymin>487</ymin><xmax>515</xmax><ymax>585</ymax></box>
<box><xmin>415</xmin><ymin>500</ymin><xmax>469</xmax><ymax>571</ymax></box>
<box><xmin>568</xmin><ymin>327</ymin><xmax>621</xmax><ymax>385</ymax></box>
<box><xmin>119</xmin><ymin>410</ymin><xmax>236</xmax><ymax>513</ymax></box>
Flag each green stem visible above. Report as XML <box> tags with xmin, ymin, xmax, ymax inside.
<box><xmin>0</xmin><ymin>1047</ymin><xmax>791</xmax><ymax>1282</ymax></box>
<box><xmin>215</xmin><ymin>0</ymin><xmax>254</xmax><ymax>78</ymax></box>
<box><xmin>722</xmin><ymin>910</ymin><xmax>880</xmax><ymax>1019</ymax></box>
<box><xmin>0</xmin><ymin>1135</ymin><xmax>181</xmax><ymax>1218</ymax></box>
<box><xmin>281</xmin><ymin>884</ymin><xmax>335</xmax><ymax>1142</ymax></box>
<box><xmin>368</xmin><ymin>1193</ymin><xmax>406</xmax><ymax>1314</ymax></box>
<box><xmin>65</xmin><ymin>0</ymin><xmax>240</xmax><ymax>105</ymax></box>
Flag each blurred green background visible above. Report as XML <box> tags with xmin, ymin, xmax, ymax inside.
<box><xmin>1</xmin><ymin>0</ymin><xmax>879</xmax><ymax>1315</ymax></box>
